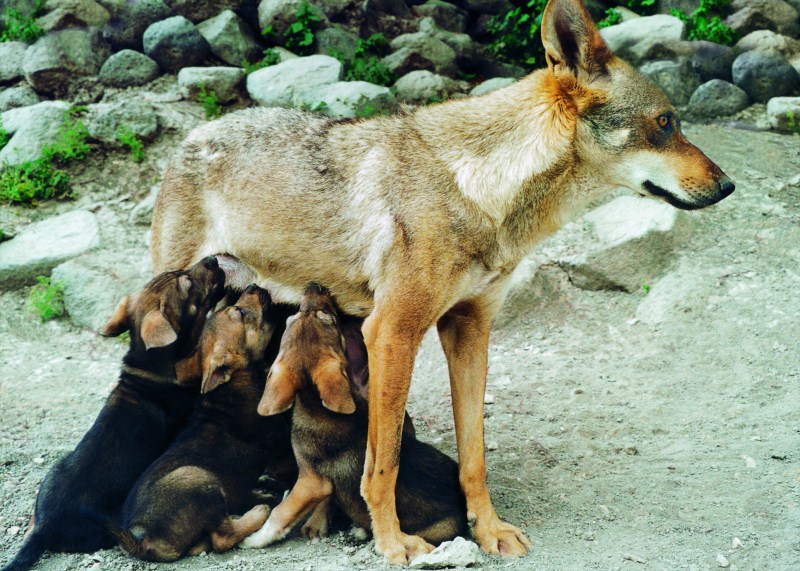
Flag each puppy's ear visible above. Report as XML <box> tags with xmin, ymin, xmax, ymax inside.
<box><xmin>312</xmin><ymin>357</ymin><xmax>355</xmax><ymax>414</ymax></box>
<box><xmin>541</xmin><ymin>0</ymin><xmax>611</xmax><ymax>80</ymax></box>
<box><xmin>100</xmin><ymin>296</ymin><xmax>130</xmax><ymax>336</ymax></box>
<box><xmin>201</xmin><ymin>355</ymin><xmax>233</xmax><ymax>394</ymax></box>
<box><xmin>258</xmin><ymin>359</ymin><xmax>299</xmax><ymax>416</ymax></box>
<box><xmin>141</xmin><ymin>309</ymin><xmax>178</xmax><ymax>350</ymax></box>
<box><xmin>175</xmin><ymin>351</ymin><xmax>201</xmax><ymax>386</ymax></box>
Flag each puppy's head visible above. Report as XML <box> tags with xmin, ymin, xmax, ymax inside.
<box><xmin>100</xmin><ymin>256</ymin><xmax>226</xmax><ymax>356</ymax></box>
<box><xmin>258</xmin><ymin>284</ymin><xmax>355</xmax><ymax>416</ymax></box>
<box><xmin>189</xmin><ymin>284</ymin><xmax>275</xmax><ymax>393</ymax></box>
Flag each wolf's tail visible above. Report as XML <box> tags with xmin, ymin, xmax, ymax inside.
<box><xmin>0</xmin><ymin>530</ymin><xmax>47</xmax><ymax>571</ymax></box>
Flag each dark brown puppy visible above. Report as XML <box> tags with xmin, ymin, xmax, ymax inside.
<box><xmin>108</xmin><ymin>285</ymin><xmax>294</xmax><ymax>562</ymax></box>
<box><xmin>1</xmin><ymin>257</ymin><xmax>225</xmax><ymax>571</ymax></box>
<box><xmin>241</xmin><ymin>284</ymin><xmax>468</xmax><ymax>549</ymax></box>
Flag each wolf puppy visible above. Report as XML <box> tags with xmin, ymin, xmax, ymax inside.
<box><xmin>1</xmin><ymin>257</ymin><xmax>225</xmax><ymax>571</ymax></box>
<box><xmin>241</xmin><ymin>284</ymin><xmax>467</xmax><ymax>549</ymax></box>
<box><xmin>108</xmin><ymin>285</ymin><xmax>292</xmax><ymax>562</ymax></box>
<box><xmin>150</xmin><ymin>0</ymin><xmax>734</xmax><ymax>562</ymax></box>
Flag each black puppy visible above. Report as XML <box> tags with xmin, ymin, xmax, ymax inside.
<box><xmin>1</xmin><ymin>257</ymin><xmax>225</xmax><ymax>571</ymax></box>
<box><xmin>106</xmin><ymin>285</ymin><xmax>295</xmax><ymax>562</ymax></box>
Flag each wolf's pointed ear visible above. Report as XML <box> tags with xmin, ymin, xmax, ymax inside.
<box><xmin>141</xmin><ymin>309</ymin><xmax>178</xmax><ymax>350</ymax></box>
<box><xmin>541</xmin><ymin>0</ymin><xmax>612</xmax><ymax>80</ymax></box>
<box><xmin>100</xmin><ymin>296</ymin><xmax>130</xmax><ymax>337</ymax></box>
<box><xmin>175</xmin><ymin>351</ymin><xmax>202</xmax><ymax>386</ymax></box>
<box><xmin>312</xmin><ymin>357</ymin><xmax>355</xmax><ymax>414</ymax></box>
<box><xmin>258</xmin><ymin>359</ymin><xmax>299</xmax><ymax>416</ymax></box>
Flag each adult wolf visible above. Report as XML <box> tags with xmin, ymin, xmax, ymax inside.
<box><xmin>151</xmin><ymin>0</ymin><xmax>734</xmax><ymax>563</ymax></box>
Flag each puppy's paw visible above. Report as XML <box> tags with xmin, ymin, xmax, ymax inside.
<box><xmin>376</xmin><ymin>532</ymin><xmax>433</xmax><ymax>565</ymax></box>
<box><xmin>238</xmin><ymin>518</ymin><xmax>284</xmax><ymax>549</ymax></box>
<box><xmin>472</xmin><ymin>516</ymin><xmax>530</xmax><ymax>557</ymax></box>
<box><xmin>300</xmin><ymin>513</ymin><xmax>329</xmax><ymax>541</ymax></box>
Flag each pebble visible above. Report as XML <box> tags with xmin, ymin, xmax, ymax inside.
<box><xmin>623</xmin><ymin>553</ymin><xmax>646</xmax><ymax>564</ymax></box>
<box><xmin>487</xmin><ymin>441</ymin><xmax>498</xmax><ymax>451</ymax></box>
<box><xmin>484</xmin><ymin>393</ymin><xmax>495</xmax><ymax>404</ymax></box>
<box><xmin>732</xmin><ymin>537</ymin><xmax>743</xmax><ymax>549</ymax></box>
<box><xmin>33</xmin><ymin>457</ymin><xmax>44</xmax><ymax>464</ymax></box>
<box><xmin>7</xmin><ymin>525</ymin><xmax>20</xmax><ymax>535</ymax></box>
<box><xmin>743</xmin><ymin>455</ymin><xmax>756</xmax><ymax>468</ymax></box>
<box><xmin>717</xmin><ymin>553</ymin><xmax>730</xmax><ymax>567</ymax></box>
<box><xmin>351</xmin><ymin>527</ymin><xmax>369</xmax><ymax>541</ymax></box>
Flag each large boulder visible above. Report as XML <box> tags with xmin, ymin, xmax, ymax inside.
<box><xmin>246</xmin><ymin>54</ymin><xmax>342</xmax><ymax>107</ymax></box>
<box><xmin>736</xmin><ymin>30</ymin><xmax>800</xmax><ymax>59</ymax></box>
<box><xmin>0</xmin><ymin>101</ymin><xmax>69</xmax><ymax>166</ymax></box>
<box><xmin>36</xmin><ymin>0</ymin><xmax>111</xmax><ymax>31</ymax></box>
<box><xmin>414</xmin><ymin>0</ymin><xmax>467</xmax><ymax>33</ymax></box>
<box><xmin>315</xmin><ymin>25</ymin><xmax>359</xmax><ymax>60</ymax></box>
<box><xmin>688</xmin><ymin>80</ymin><xmax>749</xmax><ymax>118</ymax></box>
<box><xmin>393</xmin><ymin>69</ymin><xmax>466</xmax><ymax>101</ymax></box>
<box><xmin>639</xmin><ymin>59</ymin><xmax>701</xmax><ymax>106</ymax></box>
<box><xmin>470</xmin><ymin>76</ymin><xmax>515</xmax><ymax>96</ymax></box>
<box><xmin>0</xmin><ymin>42</ymin><xmax>28</xmax><ymax>85</ymax></box>
<box><xmin>0</xmin><ymin>210</ymin><xmax>101</xmax><ymax>290</ymax></box>
<box><xmin>22</xmin><ymin>28</ymin><xmax>110</xmax><ymax>95</ymax></box>
<box><xmin>726</xmin><ymin>0</ymin><xmax>799</xmax><ymax>37</ymax></box>
<box><xmin>98</xmin><ymin>49</ymin><xmax>160</xmax><ymax>87</ymax></box>
<box><xmin>297</xmin><ymin>80</ymin><xmax>396</xmax><ymax>118</ymax></box>
<box><xmin>600</xmin><ymin>15</ymin><xmax>685</xmax><ymax>66</ymax></box>
<box><xmin>162</xmin><ymin>0</ymin><xmax>244</xmax><ymax>22</ymax></box>
<box><xmin>143</xmin><ymin>15</ymin><xmax>210</xmax><ymax>72</ymax></box>
<box><xmin>197</xmin><ymin>9</ymin><xmax>263</xmax><ymax>67</ymax></box>
<box><xmin>177</xmin><ymin>66</ymin><xmax>245</xmax><ymax>103</ymax></box>
<box><xmin>767</xmin><ymin>96</ymin><xmax>800</xmax><ymax>132</ymax></box>
<box><xmin>102</xmin><ymin>0</ymin><xmax>173</xmax><ymax>51</ymax></box>
<box><xmin>732</xmin><ymin>50</ymin><xmax>800</xmax><ymax>103</ymax></box>
<box><xmin>85</xmin><ymin>100</ymin><xmax>159</xmax><ymax>145</ymax></box>
<box><xmin>0</xmin><ymin>85</ymin><xmax>40</xmax><ymax>112</ymax></box>
<box><xmin>553</xmin><ymin>196</ymin><xmax>689</xmax><ymax>293</ymax></box>
<box><xmin>258</xmin><ymin>0</ymin><xmax>324</xmax><ymax>43</ymax></box>
<box><xmin>689</xmin><ymin>41</ymin><xmax>737</xmax><ymax>83</ymax></box>
<box><xmin>385</xmin><ymin>32</ymin><xmax>457</xmax><ymax>76</ymax></box>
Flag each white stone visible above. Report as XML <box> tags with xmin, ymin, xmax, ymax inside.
<box><xmin>409</xmin><ymin>537</ymin><xmax>482</xmax><ymax>569</ymax></box>
<box><xmin>246</xmin><ymin>55</ymin><xmax>342</xmax><ymax>108</ymax></box>
<box><xmin>470</xmin><ymin>76</ymin><xmax>515</xmax><ymax>97</ymax></box>
<box><xmin>600</xmin><ymin>15</ymin><xmax>686</xmax><ymax>65</ymax></box>
<box><xmin>297</xmin><ymin>81</ymin><xmax>396</xmax><ymax>119</ymax></box>
<box><xmin>0</xmin><ymin>101</ymin><xmax>69</xmax><ymax>166</ymax></box>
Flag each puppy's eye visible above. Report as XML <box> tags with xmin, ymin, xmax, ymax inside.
<box><xmin>656</xmin><ymin>114</ymin><xmax>670</xmax><ymax>130</ymax></box>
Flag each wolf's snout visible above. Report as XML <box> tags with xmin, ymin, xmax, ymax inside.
<box><xmin>717</xmin><ymin>177</ymin><xmax>735</xmax><ymax>198</ymax></box>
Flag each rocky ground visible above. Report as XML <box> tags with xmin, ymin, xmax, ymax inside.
<box><xmin>1</xmin><ymin>109</ymin><xmax>799</xmax><ymax>571</ymax></box>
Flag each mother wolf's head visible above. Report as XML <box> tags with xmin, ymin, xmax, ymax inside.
<box><xmin>541</xmin><ymin>0</ymin><xmax>734</xmax><ymax>209</ymax></box>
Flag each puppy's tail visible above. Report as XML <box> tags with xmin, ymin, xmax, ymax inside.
<box><xmin>78</xmin><ymin>506</ymin><xmax>143</xmax><ymax>557</ymax></box>
<box><xmin>0</xmin><ymin>530</ymin><xmax>47</xmax><ymax>571</ymax></box>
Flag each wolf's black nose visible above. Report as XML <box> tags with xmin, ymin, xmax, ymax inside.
<box><xmin>718</xmin><ymin>178</ymin><xmax>735</xmax><ymax>197</ymax></box>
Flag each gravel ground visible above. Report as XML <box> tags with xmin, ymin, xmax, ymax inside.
<box><xmin>1</xmin><ymin>122</ymin><xmax>799</xmax><ymax>571</ymax></box>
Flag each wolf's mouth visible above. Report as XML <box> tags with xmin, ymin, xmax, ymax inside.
<box><xmin>642</xmin><ymin>180</ymin><xmax>706</xmax><ymax>211</ymax></box>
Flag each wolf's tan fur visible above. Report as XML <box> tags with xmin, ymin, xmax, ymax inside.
<box><xmin>151</xmin><ymin>0</ymin><xmax>733</xmax><ymax>562</ymax></box>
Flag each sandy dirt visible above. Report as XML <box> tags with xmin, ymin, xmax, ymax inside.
<box><xmin>1</xmin><ymin>122</ymin><xmax>799</xmax><ymax>571</ymax></box>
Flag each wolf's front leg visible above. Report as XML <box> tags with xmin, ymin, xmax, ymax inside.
<box><xmin>361</xmin><ymin>307</ymin><xmax>434</xmax><ymax>565</ymax></box>
<box><xmin>437</xmin><ymin>297</ymin><xmax>531</xmax><ymax>557</ymax></box>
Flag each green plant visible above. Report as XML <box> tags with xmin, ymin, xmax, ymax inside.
<box><xmin>331</xmin><ymin>34</ymin><xmax>396</xmax><ymax>87</ymax></box>
<box><xmin>641</xmin><ymin>280</ymin><xmax>651</xmax><ymax>294</ymax></box>
<box><xmin>242</xmin><ymin>47</ymin><xmax>281</xmax><ymax>74</ymax></box>
<box><xmin>283</xmin><ymin>2</ymin><xmax>321</xmax><ymax>56</ymax></box>
<box><xmin>28</xmin><ymin>276</ymin><xmax>65</xmax><ymax>321</ymax></box>
<box><xmin>0</xmin><ymin>1</ymin><xmax>44</xmax><ymax>43</ymax></box>
<box><xmin>198</xmin><ymin>84</ymin><xmax>222</xmax><ymax>120</ymax></box>
<box><xmin>0</xmin><ymin>119</ymin><xmax>9</xmax><ymax>152</ymax></box>
<box><xmin>487</xmin><ymin>0</ymin><xmax>548</xmax><ymax>68</ymax></box>
<box><xmin>786</xmin><ymin>111</ymin><xmax>800</xmax><ymax>134</ymax></box>
<box><xmin>670</xmin><ymin>0</ymin><xmax>737</xmax><ymax>45</ymax></box>
<box><xmin>597</xmin><ymin>8</ymin><xmax>622</xmax><ymax>29</ymax></box>
<box><xmin>621</xmin><ymin>0</ymin><xmax>656</xmax><ymax>15</ymax></box>
<box><xmin>0</xmin><ymin>111</ymin><xmax>91</xmax><ymax>206</ymax></box>
<box><xmin>116</xmin><ymin>126</ymin><xmax>145</xmax><ymax>162</ymax></box>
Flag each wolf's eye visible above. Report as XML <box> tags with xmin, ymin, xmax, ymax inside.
<box><xmin>657</xmin><ymin>115</ymin><xmax>670</xmax><ymax>130</ymax></box>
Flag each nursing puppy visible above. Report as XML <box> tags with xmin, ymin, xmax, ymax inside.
<box><xmin>1</xmin><ymin>257</ymin><xmax>225</xmax><ymax>571</ymax></box>
<box><xmin>241</xmin><ymin>284</ymin><xmax>467</xmax><ymax>549</ymax></box>
<box><xmin>109</xmin><ymin>285</ymin><xmax>293</xmax><ymax>562</ymax></box>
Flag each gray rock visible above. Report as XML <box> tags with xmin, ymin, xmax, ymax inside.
<box><xmin>767</xmin><ymin>96</ymin><xmax>800</xmax><ymax>132</ymax></box>
<box><xmin>246</xmin><ymin>54</ymin><xmax>342</xmax><ymax>107</ymax></box>
<box><xmin>418</xmin><ymin>17</ymin><xmax>480</xmax><ymax>62</ymax></box>
<box><xmin>258</xmin><ymin>0</ymin><xmax>319</xmax><ymax>43</ymax></box>
<box><xmin>86</xmin><ymin>100</ymin><xmax>159</xmax><ymax>145</ymax></box>
<box><xmin>736</xmin><ymin>30</ymin><xmax>800</xmax><ymax>58</ymax></box>
<box><xmin>298</xmin><ymin>80</ymin><xmax>396</xmax><ymax>118</ymax></box>
<box><xmin>163</xmin><ymin>0</ymin><xmax>243</xmax><ymax>23</ymax></box>
<box><xmin>36</xmin><ymin>0</ymin><xmax>110</xmax><ymax>32</ymax></box>
<box><xmin>728</xmin><ymin>0</ymin><xmax>799</xmax><ymax>37</ymax></box>
<box><xmin>315</xmin><ymin>25</ymin><xmax>359</xmax><ymax>60</ymax></box>
<box><xmin>178</xmin><ymin>66</ymin><xmax>244</xmax><ymax>103</ymax></box>
<box><xmin>732</xmin><ymin>50</ymin><xmax>800</xmax><ymax>104</ymax></box>
<box><xmin>129</xmin><ymin>184</ymin><xmax>160</xmax><ymax>225</ymax></box>
<box><xmin>365</xmin><ymin>0</ymin><xmax>411</xmax><ymax>18</ymax></box>
<box><xmin>102</xmin><ymin>0</ymin><xmax>173</xmax><ymax>51</ymax></box>
<box><xmin>461</xmin><ymin>0</ymin><xmax>510</xmax><ymax>15</ymax></box>
<box><xmin>634</xmin><ymin>265</ymin><xmax>713</xmax><ymax>325</ymax></box>
<box><xmin>0</xmin><ymin>42</ymin><xmax>28</xmax><ymax>85</ymax></box>
<box><xmin>470</xmin><ymin>76</ymin><xmax>515</xmax><ymax>96</ymax></box>
<box><xmin>688</xmin><ymin>80</ymin><xmax>749</xmax><ymax>118</ymax></box>
<box><xmin>0</xmin><ymin>85</ymin><xmax>40</xmax><ymax>112</ymax></box>
<box><xmin>143</xmin><ymin>15</ymin><xmax>210</xmax><ymax>72</ymax></box>
<box><xmin>387</xmin><ymin>32</ymin><xmax>457</xmax><ymax>75</ymax></box>
<box><xmin>555</xmin><ymin>196</ymin><xmax>689</xmax><ymax>293</ymax></box>
<box><xmin>393</xmin><ymin>70</ymin><xmax>466</xmax><ymax>101</ymax></box>
<box><xmin>409</xmin><ymin>537</ymin><xmax>483</xmax><ymax>569</ymax></box>
<box><xmin>0</xmin><ymin>101</ymin><xmax>69</xmax><ymax>166</ymax></box>
<box><xmin>414</xmin><ymin>0</ymin><xmax>466</xmax><ymax>33</ymax></box>
<box><xmin>98</xmin><ymin>49</ymin><xmax>160</xmax><ymax>87</ymax></box>
<box><xmin>639</xmin><ymin>59</ymin><xmax>701</xmax><ymax>106</ymax></box>
<box><xmin>0</xmin><ymin>210</ymin><xmax>101</xmax><ymax>290</ymax></box>
<box><xmin>22</xmin><ymin>28</ymin><xmax>110</xmax><ymax>95</ymax></box>
<box><xmin>690</xmin><ymin>41</ymin><xmax>737</xmax><ymax>83</ymax></box>
<box><xmin>51</xmin><ymin>250</ymin><xmax>147</xmax><ymax>331</ymax></box>
<box><xmin>197</xmin><ymin>9</ymin><xmax>263</xmax><ymax>67</ymax></box>
<box><xmin>600</xmin><ymin>15</ymin><xmax>685</xmax><ymax>66</ymax></box>
<box><xmin>315</xmin><ymin>0</ymin><xmax>357</xmax><ymax>19</ymax></box>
